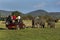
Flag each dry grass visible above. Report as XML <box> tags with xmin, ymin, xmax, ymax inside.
<box><xmin>23</xmin><ymin>20</ymin><xmax>32</xmax><ymax>27</ymax></box>
<box><xmin>0</xmin><ymin>20</ymin><xmax>60</xmax><ymax>28</ymax></box>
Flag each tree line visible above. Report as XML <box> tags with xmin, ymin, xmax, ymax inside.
<box><xmin>0</xmin><ymin>11</ymin><xmax>59</xmax><ymax>22</ymax></box>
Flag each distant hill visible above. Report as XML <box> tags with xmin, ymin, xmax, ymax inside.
<box><xmin>0</xmin><ymin>10</ymin><xmax>60</xmax><ymax>18</ymax></box>
<box><xmin>27</xmin><ymin>10</ymin><xmax>48</xmax><ymax>16</ymax></box>
<box><xmin>0</xmin><ymin>10</ymin><xmax>12</xmax><ymax>16</ymax></box>
<box><xmin>26</xmin><ymin>10</ymin><xmax>60</xmax><ymax>18</ymax></box>
<box><xmin>48</xmin><ymin>12</ymin><xmax>60</xmax><ymax>17</ymax></box>
<box><xmin>0</xmin><ymin>10</ymin><xmax>24</xmax><ymax>17</ymax></box>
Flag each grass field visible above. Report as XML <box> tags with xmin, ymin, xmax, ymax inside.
<box><xmin>0</xmin><ymin>20</ymin><xmax>60</xmax><ymax>40</ymax></box>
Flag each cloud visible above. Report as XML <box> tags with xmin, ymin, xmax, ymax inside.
<box><xmin>55</xmin><ymin>0</ymin><xmax>60</xmax><ymax>5</ymax></box>
<box><xmin>33</xmin><ymin>3</ymin><xmax>46</xmax><ymax>8</ymax></box>
<box><xmin>55</xmin><ymin>1</ymin><xmax>60</xmax><ymax>5</ymax></box>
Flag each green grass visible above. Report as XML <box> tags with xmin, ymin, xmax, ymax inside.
<box><xmin>0</xmin><ymin>28</ymin><xmax>60</xmax><ymax>40</ymax></box>
<box><xmin>0</xmin><ymin>21</ymin><xmax>60</xmax><ymax>40</ymax></box>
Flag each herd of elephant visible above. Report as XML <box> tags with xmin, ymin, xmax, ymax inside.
<box><xmin>32</xmin><ymin>17</ymin><xmax>55</xmax><ymax>28</ymax></box>
<box><xmin>5</xmin><ymin>16</ymin><xmax>56</xmax><ymax>30</ymax></box>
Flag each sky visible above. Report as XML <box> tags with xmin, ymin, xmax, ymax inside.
<box><xmin>0</xmin><ymin>0</ymin><xmax>60</xmax><ymax>13</ymax></box>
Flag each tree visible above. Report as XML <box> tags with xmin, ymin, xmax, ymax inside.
<box><xmin>26</xmin><ymin>15</ymin><xmax>33</xmax><ymax>20</ymax></box>
<box><xmin>22</xmin><ymin>16</ymin><xmax>28</xmax><ymax>20</ymax></box>
<box><xmin>0</xmin><ymin>13</ymin><xmax>1</xmax><ymax>17</ymax></box>
<box><xmin>12</xmin><ymin>11</ymin><xmax>22</xmax><ymax>16</ymax></box>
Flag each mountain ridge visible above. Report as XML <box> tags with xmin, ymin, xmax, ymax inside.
<box><xmin>0</xmin><ymin>10</ymin><xmax>60</xmax><ymax>18</ymax></box>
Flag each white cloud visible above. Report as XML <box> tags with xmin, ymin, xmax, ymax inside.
<box><xmin>55</xmin><ymin>1</ymin><xmax>60</xmax><ymax>5</ymax></box>
<box><xmin>33</xmin><ymin>3</ymin><xmax>46</xmax><ymax>8</ymax></box>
